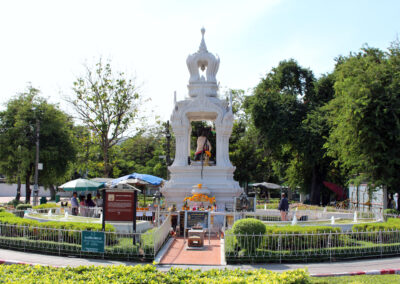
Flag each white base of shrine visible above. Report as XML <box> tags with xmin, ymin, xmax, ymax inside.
<box><xmin>161</xmin><ymin>165</ymin><xmax>243</xmax><ymax>210</ymax></box>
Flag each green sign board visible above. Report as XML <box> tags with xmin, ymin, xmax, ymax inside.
<box><xmin>81</xmin><ymin>231</ymin><xmax>105</xmax><ymax>253</ymax></box>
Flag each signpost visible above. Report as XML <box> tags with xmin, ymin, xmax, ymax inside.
<box><xmin>105</xmin><ymin>191</ymin><xmax>135</xmax><ymax>221</ymax></box>
<box><xmin>81</xmin><ymin>231</ymin><xmax>105</xmax><ymax>253</ymax></box>
<box><xmin>102</xmin><ymin>187</ymin><xmax>139</xmax><ymax>245</ymax></box>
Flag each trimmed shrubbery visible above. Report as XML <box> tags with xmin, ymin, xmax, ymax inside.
<box><xmin>353</xmin><ymin>218</ymin><xmax>400</xmax><ymax>232</ymax></box>
<box><xmin>33</xmin><ymin>203</ymin><xmax>59</xmax><ymax>209</ymax></box>
<box><xmin>0</xmin><ymin>211</ymin><xmax>116</xmax><ymax>245</ymax></box>
<box><xmin>0</xmin><ymin>264</ymin><xmax>310</xmax><ymax>283</ymax></box>
<box><xmin>15</xmin><ymin>204</ymin><xmax>32</xmax><ymax>210</ymax></box>
<box><xmin>384</xmin><ymin>209</ymin><xmax>400</xmax><ymax>215</ymax></box>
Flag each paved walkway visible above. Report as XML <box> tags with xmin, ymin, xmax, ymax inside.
<box><xmin>160</xmin><ymin>237</ymin><xmax>222</xmax><ymax>265</ymax></box>
<box><xmin>1</xmin><ymin>248</ymin><xmax>400</xmax><ymax>276</ymax></box>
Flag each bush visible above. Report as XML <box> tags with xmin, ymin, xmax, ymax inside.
<box><xmin>353</xmin><ymin>218</ymin><xmax>400</xmax><ymax>232</ymax></box>
<box><xmin>233</xmin><ymin>218</ymin><xmax>266</xmax><ymax>235</ymax></box>
<box><xmin>384</xmin><ymin>209</ymin><xmax>400</xmax><ymax>215</ymax></box>
<box><xmin>7</xmin><ymin>199</ymin><xmax>22</xmax><ymax>207</ymax></box>
<box><xmin>33</xmin><ymin>203</ymin><xmax>59</xmax><ymax>209</ymax></box>
<box><xmin>16</xmin><ymin>204</ymin><xmax>32</xmax><ymax>210</ymax></box>
<box><xmin>233</xmin><ymin>218</ymin><xmax>266</xmax><ymax>252</ymax></box>
<box><xmin>0</xmin><ymin>207</ymin><xmax>5</xmax><ymax>212</ymax></box>
<box><xmin>0</xmin><ymin>264</ymin><xmax>310</xmax><ymax>283</ymax></box>
<box><xmin>0</xmin><ymin>211</ymin><xmax>115</xmax><ymax>245</ymax></box>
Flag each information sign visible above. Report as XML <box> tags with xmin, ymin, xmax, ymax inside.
<box><xmin>81</xmin><ymin>231</ymin><xmax>105</xmax><ymax>253</ymax></box>
<box><xmin>186</xmin><ymin>211</ymin><xmax>209</xmax><ymax>229</ymax></box>
<box><xmin>105</xmin><ymin>191</ymin><xmax>135</xmax><ymax>221</ymax></box>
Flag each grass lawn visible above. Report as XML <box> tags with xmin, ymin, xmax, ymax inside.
<box><xmin>310</xmin><ymin>274</ymin><xmax>400</xmax><ymax>283</ymax></box>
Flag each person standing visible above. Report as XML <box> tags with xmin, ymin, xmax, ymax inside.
<box><xmin>71</xmin><ymin>192</ymin><xmax>79</xmax><ymax>216</ymax></box>
<box><xmin>278</xmin><ymin>192</ymin><xmax>289</xmax><ymax>221</ymax></box>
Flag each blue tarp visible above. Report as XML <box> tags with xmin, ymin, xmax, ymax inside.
<box><xmin>110</xmin><ymin>173</ymin><xmax>164</xmax><ymax>187</ymax></box>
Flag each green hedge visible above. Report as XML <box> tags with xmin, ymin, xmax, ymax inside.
<box><xmin>0</xmin><ymin>264</ymin><xmax>310</xmax><ymax>283</ymax></box>
<box><xmin>227</xmin><ymin>220</ymin><xmax>343</xmax><ymax>257</ymax></box>
<box><xmin>353</xmin><ymin>218</ymin><xmax>400</xmax><ymax>232</ymax></box>
<box><xmin>16</xmin><ymin>204</ymin><xmax>32</xmax><ymax>210</ymax></box>
<box><xmin>33</xmin><ymin>203</ymin><xmax>59</xmax><ymax>209</ymax></box>
<box><xmin>0</xmin><ymin>211</ymin><xmax>116</xmax><ymax>245</ymax></box>
<box><xmin>384</xmin><ymin>209</ymin><xmax>400</xmax><ymax>215</ymax></box>
<box><xmin>0</xmin><ymin>207</ymin><xmax>5</xmax><ymax>212</ymax></box>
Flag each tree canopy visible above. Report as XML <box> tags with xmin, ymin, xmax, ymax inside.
<box><xmin>325</xmin><ymin>43</ymin><xmax>400</xmax><ymax>192</ymax></box>
<box><xmin>70</xmin><ymin>59</ymin><xmax>141</xmax><ymax>177</ymax></box>
<box><xmin>0</xmin><ymin>86</ymin><xmax>76</xmax><ymax>202</ymax></box>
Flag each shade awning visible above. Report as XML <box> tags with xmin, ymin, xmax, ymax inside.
<box><xmin>59</xmin><ymin>178</ymin><xmax>105</xmax><ymax>191</ymax></box>
<box><xmin>250</xmin><ymin>182</ymin><xmax>282</xmax><ymax>190</ymax></box>
<box><xmin>109</xmin><ymin>173</ymin><xmax>164</xmax><ymax>188</ymax></box>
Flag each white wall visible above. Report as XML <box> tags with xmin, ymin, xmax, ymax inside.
<box><xmin>0</xmin><ymin>183</ymin><xmax>50</xmax><ymax>197</ymax></box>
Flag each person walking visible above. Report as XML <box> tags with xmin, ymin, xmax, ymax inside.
<box><xmin>278</xmin><ymin>192</ymin><xmax>289</xmax><ymax>221</ymax></box>
<box><xmin>70</xmin><ymin>192</ymin><xmax>79</xmax><ymax>216</ymax></box>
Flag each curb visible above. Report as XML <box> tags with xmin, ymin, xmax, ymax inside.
<box><xmin>0</xmin><ymin>259</ymin><xmax>36</xmax><ymax>266</ymax></box>
<box><xmin>311</xmin><ymin>268</ymin><xmax>400</xmax><ymax>277</ymax></box>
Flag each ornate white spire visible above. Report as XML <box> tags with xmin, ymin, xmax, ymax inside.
<box><xmin>199</xmin><ymin>27</ymin><xmax>207</xmax><ymax>52</ymax></box>
<box><xmin>186</xmin><ymin>28</ymin><xmax>220</xmax><ymax>97</ymax></box>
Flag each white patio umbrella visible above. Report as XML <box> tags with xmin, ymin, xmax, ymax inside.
<box><xmin>251</xmin><ymin>182</ymin><xmax>282</xmax><ymax>190</ymax></box>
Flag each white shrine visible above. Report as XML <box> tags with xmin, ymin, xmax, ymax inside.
<box><xmin>161</xmin><ymin>28</ymin><xmax>243</xmax><ymax>210</ymax></box>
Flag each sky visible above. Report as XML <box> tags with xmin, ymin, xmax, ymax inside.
<box><xmin>0</xmin><ymin>0</ymin><xmax>399</xmax><ymax>124</ymax></box>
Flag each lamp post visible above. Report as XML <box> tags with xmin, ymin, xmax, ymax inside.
<box><xmin>32</xmin><ymin>108</ymin><xmax>40</xmax><ymax>207</ymax></box>
<box><xmin>165</xmin><ymin>120</ymin><xmax>171</xmax><ymax>180</ymax></box>
<box><xmin>153</xmin><ymin>191</ymin><xmax>161</xmax><ymax>227</ymax></box>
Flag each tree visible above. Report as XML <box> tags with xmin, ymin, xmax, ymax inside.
<box><xmin>325</xmin><ymin>43</ymin><xmax>400</xmax><ymax>202</ymax></box>
<box><xmin>0</xmin><ymin>86</ymin><xmax>77</xmax><ymax>202</ymax></box>
<box><xmin>227</xmin><ymin>89</ymin><xmax>277</xmax><ymax>191</ymax></box>
<box><xmin>248</xmin><ymin>60</ymin><xmax>339</xmax><ymax>204</ymax></box>
<box><xmin>70</xmin><ymin>59</ymin><xmax>141</xmax><ymax>177</ymax></box>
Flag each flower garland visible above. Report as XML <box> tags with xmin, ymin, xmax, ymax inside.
<box><xmin>184</xmin><ymin>193</ymin><xmax>216</xmax><ymax>204</ymax></box>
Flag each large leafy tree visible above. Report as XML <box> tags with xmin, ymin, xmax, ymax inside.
<box><xmin>0</xmin><ymin>86</ymin><xmax>77</xmax><ymax>202</ymax></box>
<box><xmin>248</xmin><ymin>60</ymin><xmax>339</xmax><ymax>204</ymax></box>
<box><xmin>325</xmin><ymin>43</ymin><xmax>400</xmax><ymax>203</ymax></box>
<box><xmin>228</xmin><ymin>89</ymin><xmax>277</xmax><ymax>191</ymax></box>
<box><xmin>70</xmin><ymin>59</ymin><xmax>141</xmax><ymax>177</ymax></box>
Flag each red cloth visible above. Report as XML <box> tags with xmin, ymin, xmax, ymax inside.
<box><xmin>323</xmin><ymin>181</ymin><xmax>345</xmax><ymax>200</ymax></box>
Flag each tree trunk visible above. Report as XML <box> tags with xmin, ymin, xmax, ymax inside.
<box><xmin>15</xmin><ymin>176</ymin><xmax>21</xmax><ymax>202</ymax></box>
<box><xmin>49</xmin><ymin>184</ymin><xmax>56</xmax><ymax>201</ymax></box>
<box><xmin>310</xmin><ymin>166</ymin><xmax>322</xmax><ymax>205</ymax></box>
<box><xmin>103</xmin><ymin>141</ymin><xmax>110</xmax><ymax>178</ymax></box>
<box><xmin>25</xmin><ymin>168</ymin><xmax>32</xmax><ymax>204</ymax></box>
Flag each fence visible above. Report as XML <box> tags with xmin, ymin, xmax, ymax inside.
<box><xmin>225</xmin><ymin>229</ymin><xmax>400</xmax><ymax>263</ymax></box>
<box><xmin>0</xmin><ymin>214</ymin><xmax>173</xmax><ymax>261</ymax></box>
<box><xmin>153</xmin><ymin>213</ymin><xmax>172</xmax><ymax>255</ymax></box>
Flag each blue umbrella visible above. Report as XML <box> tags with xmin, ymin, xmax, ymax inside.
<box><xmin>110</xmin><ymin>173</ymin><xmax>164</xmax><ymax>188</ymax></box>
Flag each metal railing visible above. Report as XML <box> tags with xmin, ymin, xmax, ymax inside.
<box><xmin>153</xmin><ymin>213</ymin><xmax>172</xmax><ymax>255</ymax></box>
<box><xmin>225</xmin><ymin>229</ymin><xmax>400</xmax><ymax>263</ymax></box>
<box><xmin>0</xmin><ymin>222</ymin><xmax>155</xmax><ymax>261</ymax></box>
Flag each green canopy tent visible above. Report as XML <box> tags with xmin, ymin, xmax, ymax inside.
<box><xmin>59</xmin><ymin>178</ymin><xmax>105</xmax><ymax>191</ymax></box>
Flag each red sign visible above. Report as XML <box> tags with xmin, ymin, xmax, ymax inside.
<box><xmin>105</xmin><ymin>191</ymin><xmax>135</xmax><ymax>221</ymax></box>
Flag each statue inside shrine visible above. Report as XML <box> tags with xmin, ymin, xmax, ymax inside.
<box><xmin>194</xmin><ymin>127</ymin><xmax>212</xmax><ymax>161</ymax></box>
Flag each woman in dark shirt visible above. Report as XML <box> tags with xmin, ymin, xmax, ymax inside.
<box><xmin>278</xmin><ymin>193</ymin><xmax>289</xmax><ymax>221</ymax></box>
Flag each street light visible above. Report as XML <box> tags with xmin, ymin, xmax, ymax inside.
<box><xmin>165</xmin><ymin>120</ymin><xmax>172</xmax><ymax>179</ymax></box>
<box><xmin>32</xmin><ymin>107</ymin><xmax>40</xmax><ymax>207</ymax></box>
<box><xmin>153</xmin><ymin>191</ymin><xmax>162</xmax><ymax>227</ymax></box>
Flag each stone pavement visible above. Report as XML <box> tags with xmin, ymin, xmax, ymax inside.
<box><xmin>160</xmin><ymin>237</ymin><xmax>222</xmax><ymax>265</ymax></box>
<box><xmin>1</xmin><ymin>248</ymin><xmax>400</xmax><ymax>276</ymax></box>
